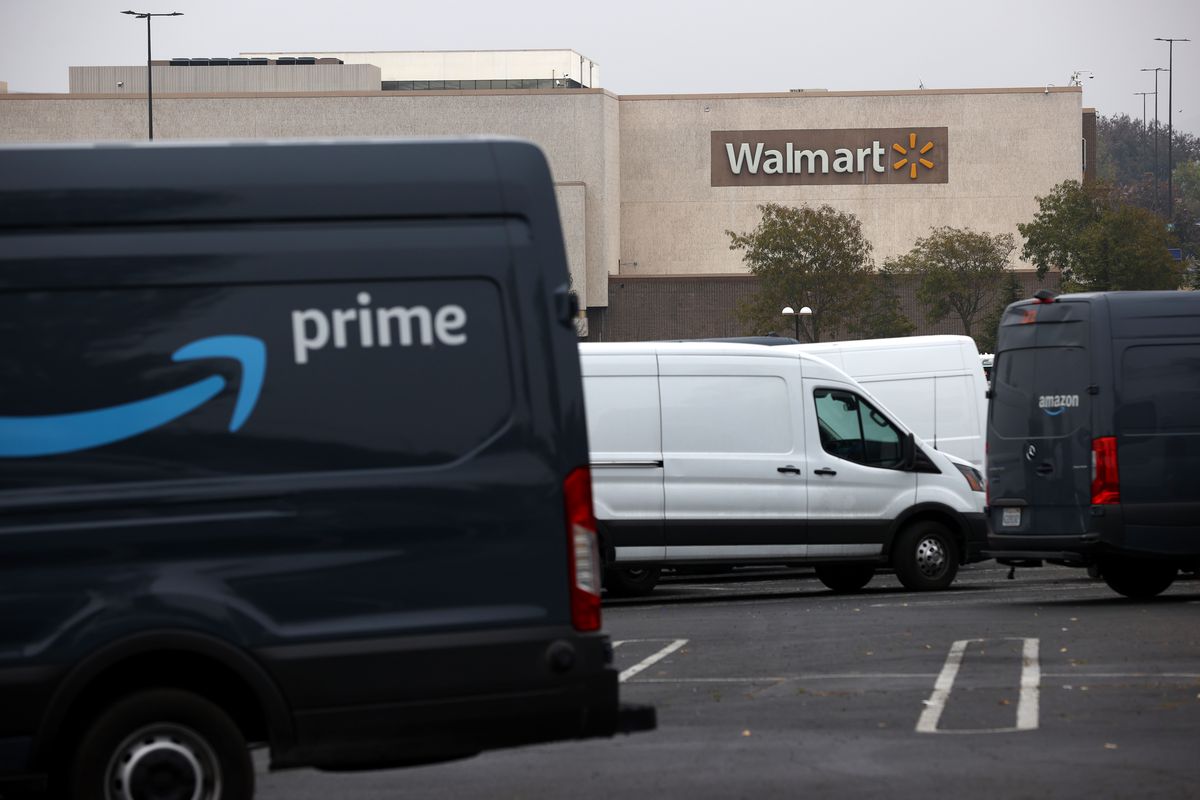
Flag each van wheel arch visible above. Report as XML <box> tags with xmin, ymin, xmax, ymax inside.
<box><xmin>892</xmin><ymin>513</ymin><xmax>964</xmax><ymax>587</ymax></box>
<box><xmin>887</xmin><ymin>505</ymin><xmax>968</xmax><ymax>565</ymax></box>
<box><xmin>33</xmin><ymin>630</ymin><xmax>295</xmax><ymax>776</ymax></box>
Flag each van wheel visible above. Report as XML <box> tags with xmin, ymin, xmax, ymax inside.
<box><xmin>893</xmin><ymin>521</ymin><xmax>959</xmax><ymax>590</ymax></box>
<box><xmin>604</xmin><ymin>566</ymin><xmax>662</xmax><ymax>597</ymax></box>
<box><xmin>815</xmin><ymin>563</ymin><xmax>875</xmax><ymax>592</ymax></box>
<box><xmin>68</xmin><ymin>688</ymin><xmax>254</xmax><ymax>800</ymax></box>
<box><xmin>1100</xmin><ymin>558</ymin><xmax>1177</xmax><ymax>599</ymax></box>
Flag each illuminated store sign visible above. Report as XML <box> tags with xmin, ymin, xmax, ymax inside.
<box><xmin>711</xmin><ymin>127</ymin><xmax>949</xmax><ymax>186</ymax></box>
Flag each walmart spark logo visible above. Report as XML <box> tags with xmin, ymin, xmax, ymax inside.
<box><xmin>892</xmin><ymin>132</ymin><xmax>935</xmax><ymax>180</ymax></box>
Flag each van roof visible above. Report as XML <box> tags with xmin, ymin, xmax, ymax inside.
<box><xmin>778</xmin><ymin>334</ymin><xmax>977</xmax><ymax>352</ymax></box>
<box><xmin>0</xmin><ymin>137</ymin><xmax>552</xmax><ymax>230</ymax></box>
<box><xmin>579</xmin><ymin>341</ymin><xmax>855</xmax><ymax>381</ymax></box>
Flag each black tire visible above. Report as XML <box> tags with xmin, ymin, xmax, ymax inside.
<box><xmin>893</xmin><ymin>521</ymin><xmax>959</xmax><ymax>590</ymax></box>
<box><xmin>603</xmin><ymin>565</ymin><xmax>662</xmax><ymax>597</ymax></box>
<box><xmin>1100</xmin><ymin>558</ymin><xmax>1177</xmax><ymax>599</ymax></box>
<box><xmin>814</xmin><ymin>563</ymin><xmax>876</xmax><ymax>592</ymax></box>
<box><xmin>68</xmin><ymin>688</ymin><xmax>254</xmax><ymax>800</ymax></box>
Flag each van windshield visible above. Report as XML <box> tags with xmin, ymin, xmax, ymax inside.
<box><xmin>990</xmin><ymin>347</ymin><xmax>1089</xmax><ymax>439</ymax></box>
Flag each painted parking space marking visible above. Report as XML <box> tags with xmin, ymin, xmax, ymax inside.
<box><xmin>916</xmin><ymin>637</ymin><xmax>1040</xmax><ymax>734</ymax></box>
<box><xmin>619</xmin><ymin>638</ymin><xmax>688</xmax><ymax>683</ymax></box>
<box><xmin>630</xmin><ymin>672</ymin><xmax>937</xmax><ymax>684</ymax></box>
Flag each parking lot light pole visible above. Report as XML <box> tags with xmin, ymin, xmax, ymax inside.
<box><xmin>1155</xmin><ymin>38</ymin><xmax>1190</xmax><ymax>220</ymax></box>
<box><xmin>121</xmin><ymin>10</ymin><xmax>183</xmax><ymax>140</ymax></box>
<box><xmin>781</xmin><ymin>306</ymin><xmax>813</xmax><ymax>342</ymax></box>
<box><xmin>1134</xmin><ymin>92</ymin><xmax>1152</xmax><ymax>134</ymax></box>
<box><xmin>1140</xmin><ymin>67</ymin><xmax>1168</xmax><ymax>211</ymax></box>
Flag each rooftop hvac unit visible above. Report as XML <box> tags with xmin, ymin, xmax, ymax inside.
<box><xmin>207</xmin><ymin>58</ymin><xmax>229</xmax><ymax>66</ymax></box>
<box><xmin>276</xmin><ymin>57</ymin><xmax>297</xmax><ymax>65</ymax></box>
<box><xmin>229</xmin><ymin>58</ymin><xmax>250</xmax><ymax>66</ymax></box>
<box><xmin>295</xmin><ymin>57</ymin><xmax>317</xmax><ymax>65</ymax></box>
<box><xmin>169</xmin><ymin>58</ymin><xmax>191</xmax><ymax>67</ymax></box>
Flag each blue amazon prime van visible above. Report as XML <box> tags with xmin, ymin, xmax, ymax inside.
<box><xmin>0</xmin><ymin>139</ymin><xmax>652</xmax><ymax>797</ymax></box>
<box><xmin>985</xmin><ymin>290</ymin><xmax>1200</xmax><ymax>598</ymax></box>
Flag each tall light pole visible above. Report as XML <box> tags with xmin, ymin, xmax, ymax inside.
<box><xmin>1134</xmin><ymin>92</ymin><xmax>1152</xmax><ymax>134</ymax></box>
<box><xmin>1155</xmin><ymin>37</ymin><xmax>1190</xmax><ymax>220</ymax></box>
<box><xmin>121</xmin><ymin>10</ymin><xmax>183</xmax><ymax>140</ymax></box>
<box><xmin>1140</xmin><ymin>66</ymin><xmax>1168</xmax><ymax>211</ymax></box>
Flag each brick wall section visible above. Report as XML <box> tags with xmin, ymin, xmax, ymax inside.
<box><xmin>588</xmin><ymin>270</ymin><xmax>1062</xmax><ymax>342</ymax></box>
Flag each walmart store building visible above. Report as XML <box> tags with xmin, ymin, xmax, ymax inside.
<box><xmin>0</xmin><ymin>50</ymin><xmax>1091</xmax><ymax>339</ymax></box>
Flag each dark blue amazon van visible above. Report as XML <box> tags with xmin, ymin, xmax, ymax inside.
<box><xmin>985</xmin><ymin>290</ymin><xmax>1200</xmax><ymax>598</ymax></box>
<box><xmin>0</xmin><ymin>139</ymin><xmax>653</xmax><ymax>798</ymax></box>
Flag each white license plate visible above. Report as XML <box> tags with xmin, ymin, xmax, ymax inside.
<box><xmin>1002</xmin><ymin>508</ymin><xmax>1021</xmax><ymax>527</ymax></box>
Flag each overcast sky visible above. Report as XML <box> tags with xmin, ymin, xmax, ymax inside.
<box><xmin>3</xmin><ymin>0</ymin><xmax>1197</xmax><ymax>135</ymax></box>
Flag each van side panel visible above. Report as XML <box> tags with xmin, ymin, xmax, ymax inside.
<box><xmin>1110</xmin><ymin>296</ymin><xmax>1200</xmax><ymax>555</ymax></box>
<box><xmin>581</xmin><ymin>354</ymin><xmax>666</xmax><ymax>562</ymax></box>
<box><xmin>658</xmin><ymin>354</ymin><xmax>807</xmax><ymax>559</ymax></box>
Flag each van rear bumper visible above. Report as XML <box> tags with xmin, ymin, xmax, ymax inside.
<box><xmin>984</xmin><ymin>532</ymin><xmax>1101</xmax><ymax>565</ymax></box>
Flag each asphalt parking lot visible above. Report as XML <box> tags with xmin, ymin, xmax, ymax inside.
<box><xmin>258</xmin><ymin>564</ymin><xmax>1200</xmax><ymax>799</ymax></box>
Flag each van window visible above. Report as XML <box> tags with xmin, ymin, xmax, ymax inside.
<box><xmin>990</xmin><ymin>347</ymin><xmax>1088</xmax><ymax>439</ymax></box>
<box><xmin>660</xmin><ymin>376</ymin><xmax>791</xmax><ymax>454</ymax></box>
<box><xmin>814</xmin><ymin>389</ymin><xmax>904</xmax><ymax>469</ymax></box>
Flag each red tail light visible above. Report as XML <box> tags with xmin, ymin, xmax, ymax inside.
<box><xmin>1091</xmin><ymin>437</ymin><xmax>1120</xmax><ymax>505</ymax></box>
<box><xmin>564</xmin><ymin>466</ymin><xmax>602</xmax><ymax>631</ymax></box>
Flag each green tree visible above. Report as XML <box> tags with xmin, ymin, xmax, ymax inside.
<box><xmin>975</xmin><ymin>272</ymin><xmax>1025</xmax><ymax>353</ymax></box>
<box><xmin>729</xmin><ymin>204</ymin><xmax>873</xmax><ymax>342</ymax></box>
<box><xmin>848</xmin><ymin>265</ymin><xmax>915</xmax><ymax>339</ymax></box>
<box><xmin>886</xmin><ymin>226</ymin><xmax>1015</xmax><ymax>343</ymax></box>
<box><xmin>1097</xmin><ymin>113</ymin><xmax>1200</xmax><ymax>210</ymax></box>
<box><xmin>1018</xmin><ymin>180</ymin><xmax>1182</xmax><ymax>291</ymax></box>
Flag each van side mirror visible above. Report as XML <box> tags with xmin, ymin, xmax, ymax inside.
<box><xmin>901</xmin><ymin>432</ymin><xmax>916</xmax><ymax>471</ymax></box>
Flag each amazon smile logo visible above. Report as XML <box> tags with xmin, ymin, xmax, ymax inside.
<box><xmin>0</xmin><ymin>335</ymin><xmax>265</xmax><ymax>458</ymax></box>
<box><xmin>1038</xmin><ymin>394</ymin><xmax>1080</xmax><ymax>416</ymax></box>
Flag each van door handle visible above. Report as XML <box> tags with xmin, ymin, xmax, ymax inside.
<box><xmin>777</xmin><ymin>465</ymin><xmax>801</xmax><ymax>475</ymax></box>
<box><xmin>1035</xmin><ymin>463</ymin><xmax>1053</xmax><ymax>475</ymax></box>
<box><xmin>813</xmin><ymin>468</ymin><xmax>837</xmax><ymax>476</ymax></box>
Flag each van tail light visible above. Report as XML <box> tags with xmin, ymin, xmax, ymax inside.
<box><xmin>1091</xmin><ymin>437</ymin><xmax>1120</xmax><ymax>505</ymax></box>
<box><xmin>564</xmin><ymin>466</ymin><xmax>602</xmax><ymax>632</ymax></box>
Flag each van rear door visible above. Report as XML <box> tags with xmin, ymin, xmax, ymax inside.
<box><xmin>987</xmin><ymin>301</ymin><xmax>1093</xmax><ymax>538</ymax></box>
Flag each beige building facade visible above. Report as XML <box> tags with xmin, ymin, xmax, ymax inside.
<box><xmin>0</xmin><ymin>78</ymin><xmax>1086</xmax><ymax>338</ymax></box>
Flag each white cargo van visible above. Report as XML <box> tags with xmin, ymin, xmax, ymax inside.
<box><xmin>782</xmin><ymin>336</ymin><xmax>988</xmax><ymax>470</ymax></box>
<box><xmin>579</xmin><ymin>342</ymin><xmax>987</xmax><ymax>596</ymax></box>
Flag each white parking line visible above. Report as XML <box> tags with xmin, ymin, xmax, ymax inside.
<box><xmin>915</xmin><ymin>638</ymin><xmax>974</xmax><ymax>733</ymax></box>
<box><xmin>630</xmin><ymin>673</ymin><xmax>938</xmax><ymax>684</ymax></box>
<box><xmin>916</xmin><ymin>637</ymin><xmax>1040</xmax><ymax>734</ymax></box>
<box><xmin>1017</xmin><ymin>637</ymin><xmax>1041</xmax><ymax>731</ymax></box>
<box><xmin>619</xmin><ymin>638</ymin><xmax>688</xmax><ymax>683</ymax></box>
